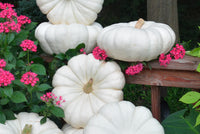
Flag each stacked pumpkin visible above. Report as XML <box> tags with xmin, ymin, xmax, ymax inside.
<box><xmin>33</xmin><ymin>0</ymin><xmax>177</xmax><ymax>134</ymax></box>
<box><xmin>35</xmin><ymin>0</ymin><xmax>104</xmax><ymax>55</ymax></box>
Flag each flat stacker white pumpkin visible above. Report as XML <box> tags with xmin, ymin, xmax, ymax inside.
<box><xmin>35</xmin><ymin>22</ymin><xmax>102</xmax><ymax>55</ymax></box>
<box><xmin>84</xmin><ymin>101</ymin><xmax>165</xmax><ymax>134</ymax></box>
<box><xmin>97</xmin><ymin>18</ymin><xmax>176</xmax><ymax>62</ymax></box>
<box><xmin>36</xmin><ymin>0</ymin><xmax>104</xmax><ymax>25</ymax></box>
<box><xmin>0</xmin><ymin>112</ymin><xmax>63</xmax><ymax>134</ymax></box>
<box><xmin>52</xmin><ymin>54</ymin><xmax>125</xmax><ymax>128</ymax></box>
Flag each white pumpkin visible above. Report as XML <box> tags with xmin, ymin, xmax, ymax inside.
<box><xmin>0</xmin><ymin>112</ymin><xmax>63</xmax><ymax>134</ymax></box>
<box><xmin>84</xmin><ymin>101</ymin><xmax>165</xmax><ymax>134</ymax></box>
<box><xmin>52</xmin><ymin>54</ymin><xmax>125</xmax><ymax>128</ymax></box>
<box><xmin>35</xmin><ymin>22</ymin><xmax>103</xmax><ymax>55</ymax></box>
<box><xmin>62</xmin><ymin>124</ymin><xmax>83</xmax><ymax>134</ymax></box>
<box><xmin>36</xmin><ymin>0</ymin><xmax>104</xmax><ymax>25</ymax></box>
<box><xmin>97</xmin><ymin>18</ymin><xmax>176</xmax><ymax>62</ymax></box>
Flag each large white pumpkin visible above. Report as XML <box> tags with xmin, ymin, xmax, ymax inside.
<box><xmin>62</xmin><ymin>124</ymin><xmax>83</xmax><ymax>134</ymax></box>
<box><xmin>97</xmin><ymin>18</ymin><xmax>176</xmax><ymax>62</ymax></box>
<box><xmin>35</xmin><ymin>22</ymin><xmax>102</xmax><ymax>55</ymax></box>
<box><xmin>0</xmin><ymin>112</ymin><xmax>63</xmax><ymax>134</ymax></box>
<box><xmin>84</xmin><ymin>101</ymin><xmax>165</xmax><ymax>134</ymax></box>
<box><xmin>36</xmin><ymin>0</ymin><xmax>104</xmax><ymax>25</ymax></box>
<box><xmin>52</xmin><ymin>54</ymin><xmax>125</xmax><ymax>128</ymax></box>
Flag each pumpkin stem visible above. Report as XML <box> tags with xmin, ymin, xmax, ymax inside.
<box><xmin>135</xmin><ymin>18</ymin><xmax>145</xmax><ymax>29</ymax></box>
<box><xmin>22</xmin><ymin>124</ymin><xmax>32</xmax><ymax>134</ymax></box>
<box><xmin>83</xmin><ymin>78</ymin><xmax>93</xmax><ymax>94</ymax></box>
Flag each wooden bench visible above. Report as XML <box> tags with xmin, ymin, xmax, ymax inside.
<box><xmin>125</xmin><ymin>55</ymin><xmax>200</xmax><ymax>121</ymax></box>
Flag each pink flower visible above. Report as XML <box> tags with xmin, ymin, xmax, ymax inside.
<box><xmin>170</xmin><ymin>44</ymin><xmax>185</xmax><ymax>60</ymax></box>
<box><xmin>125</xmin><ymin>63</ymin><xmax>143</xmax><ymax>75</ymax></box>
<box><xmin>159</xmin><ymin>53</ymin><xmax>172</xmax><ymax>67</ymax></box>
<box><xmin>17</xmin><ymin>15</ymin><xmax>31</xmax><ymax>25</ymax></box>
<box><xmin>20</xmin><ymin>71</ymin><xmax>39</xmax><ymax>87</ymax></box>
<box><xmin>80</xmin><ymin>48</ymin><xmax>86</xmax><ymax>54</ymax></box>
<box><xmin>92</xmin><ymin>46</ymin><xmax>107</xmax><ymax>60</ymax></box>
<box><xmin>0</xmin><ymin>2</ymin><xmax>14</xmax><ymax>10</ymax></box>
<box><xmin>0</xmin><ymin>59</ymin><xmax>6</xmax><ymax>68</ymax></box>
<box><xmin>40</xmin><ymin>92</ymin><xmax>65</xmax><ymax>107</ymax></box>
<box><xmin>20</xmin><ymin>39</ymin><xmax>37</xmax><ymax>52</ymax></box>
<box><xmin>0</xmin><ymin>68</ymin><xmax>15</xmax><ymax>87</ymax></box>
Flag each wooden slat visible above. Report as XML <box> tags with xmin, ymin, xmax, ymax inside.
<box><xmin>126</xmin><ymin>68</ymin><xmax>200</xmax><ymax>89</ymax></box>
<box><xmin>147</xmin><ymin>55</ymin><xmax>200</xmax><ymax>71</ymax></box>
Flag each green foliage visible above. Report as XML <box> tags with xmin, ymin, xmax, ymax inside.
<box><xmin>162</xmin><ymin>109</ymin><xmax>200</xmax><ymax>134</ymax></box>
<box><xmin>180</xmin><ymin>91</ymin><xmax>200</xmax><ymax>127</ymax></box>
<box><xmin>16</xmin><ymin>0</ymin><xmax>47</xmax><ymax>23</ymax></box>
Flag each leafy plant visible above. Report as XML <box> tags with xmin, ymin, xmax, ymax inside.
<box><xmin>0</xmin><ymin>3</ymin><xmax>64</xmax><ymax>124</ymax></box>
<box><xmin>179</xmin><ymin>91</ymin><xmax>200</xmax><ymax>127</ymax></box>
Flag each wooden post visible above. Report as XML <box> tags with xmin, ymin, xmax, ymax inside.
<box><xmin>147</xmin><ymin>0</ymin><xmax>179</xmax><ymax>42</ymax></box>
<box><xmin>151</xmin><ymin>86</ymin><xmax>161</xmax><ymax>122</ymax></box>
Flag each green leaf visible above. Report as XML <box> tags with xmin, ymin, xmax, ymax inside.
<box><xmin>187</xmin><ymin>47</ymin><xmax>200</xmax><ymax>57</ymax></box>
<box><xmin>16</xmin><ymin>60</ymin><xmax>26</xmax><ymax>68</ymax></box>
<box><xmin>0</xmin><ymin>111</ymin><xmax>6</xmax><ymax>124</ymax></box>
<box><xmin>162</xmin><ymin>109</ymin><xmax>200</xmax><ymax>134</ymax></box>
<box><xmin>11</xmin><ymin>91</ymin><xmax>27</xmax><ymax>103</ymax></box>
<box><xmin>30</xmin><ymin>64</ymin><xmax>46</xmax><ymax>75</ymax></box>
<box><xmin>195</xmin><ymin>114</ymin><xmax>200</xmax><ymax>127</ymax></box>
<box><xmin>0</xmin><ymin>98</ymin><xmax>9</xmax><ymax>105</ymax></box>
<box><xmin>50</xmin><ymin>106</ymin><xmax>65</xmax><ymax>118</ymax></box>
<box><xmin>4</xmin><ymin>51</ymin><xmax>14</xmax><ymax>61</ymax></box>
<box><xmin>13</xmin><ymin>79</ymin><xmax>25</xmax><ymax>88</ymax></box>
<box><xmin>180</xmin><ymin>91</ymin><xmax>200</xmax><ymax>104</ymax></box>
<box><xmin>40</xmin><ymin>117</ymin><xmax>47</xmax><ymax>124</ymax></box>
<box><xmin>18</xmin><ymin>51</ymin><xmax>27</xmax><ymax>59</ymax></box>
<box><xmin>31</xmin><ymin>105</ymin><xmax>42</xmax><ymax>113</ymax></box>
<box><xmin>3</xmin><ymin>86</ymin><xmax>13</xmax><ymax>98</ymax></box>
<box><xmin>25</xmin><ymin>22</ymin><xmax>37</xmax><ymax>31</ymax></box>
<box><xmin>11</xmin><ymin>30</ymin><xmax>29</xmax><ymax>46</ymax></box>
<box><xmin>196</xmin><ymin>64</ymin><xmax>200</xmax><ymax>72</ymax></box>
<box><xmin>37</xmin><ymin>84</ymin><xmax>51</xmax><ymax>91</ymax></box>
<box><xmin>193</xmin><ymin>100</ymin><xmax>200</xmax><ymax>109</ymax></box>
<box><xmin>5</xmin><ymin>63</ymin><xmax>16</xmax><ymax>70</ymax></box>
<box><xmin>3</xmin><ymin>109</ymin><xmax>16</xmax><ymax>120</ymax></box>
<box><xmin>55</xmin><ymin>53</ymin><xmax>65</xmax><ymax>60</ymax></box>
<box><xmin>7</xmin><ymin>33</ymin><xmax>15</xmax><ymax>44</ymax></box>
<box><xmin>36</xmin><ymin>92</ymin><xmax>43</xmax><ymax>100</ymax></box>
<box><xmin>75</xmin><ymin>43</ymin><xmax>85</xmax><ymax>51</ymax></box>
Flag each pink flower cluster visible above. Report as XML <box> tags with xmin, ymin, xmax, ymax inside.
<box><xmin>40</xmin><ymin>92</ymin><xmax>66</xmax><ymax>107</ymax></box>
<box><xmin>0</xmin><ymin>68</ymin><xmax>15</xmax><ymax>87</ymax></box>
<box><xmin>0</xmin><ymin>2</ymin><xmax>14</xmax><ymax>9</ymax></box>
<box><xmin>159</xmin><ymin>44</ymin><xmax>185</xmax><ymax>67</ymax></box>
<box><xmin>125</xmin><ymin>63</ymin><xmax>143</xmax><ymax>75</ymax></box>
<box><xmin>159</xmin><ymin>54</ymin><xmax>172</xmax><ymax>67</ymax></box>
<box><xmin>0</xmin><ymin>2</ymin><xmax>31</xmax><ymax>33</ymax></box>
<box><xmin>80</xmin><ymin>48</ymin><xmax>86</xmax><ymax>54</ymax></box>
<box><xmin>20</xmin><ymin>71</ymin><xmax>39</xmax><ymax>87</ymax></box>
<box><xmin>20</xmin><ymin>39</ymin><xmax>37</xmax><ymax>52</ymax></box>
<box><xmin>92</xmin><ymin>46</ymin><xmax>107</xmax><ymax>60</ymax></box>
<box><xmin>170</xmin><ymin>44</ymin><xmax>185</xmax><ymax>59</ymax></box>
<box><xmin>0</xmin><ymin>59</ymin><xmax>6</xmax><ymax>68</ymax></box>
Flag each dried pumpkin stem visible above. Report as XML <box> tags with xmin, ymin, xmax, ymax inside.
<box><xmin>135</xmin><ymin>18</ymin><xmax>145</xmax><ymax>29</ymax></box>
<box><xmin>83</xmin><ymin>79</ymin><xmax>93</xmax><ymax>94</ymax></box>
<box><xmin>22</xmin><ymin>124</ymin><xmax>32</xmax><ymax>134</ymax></box>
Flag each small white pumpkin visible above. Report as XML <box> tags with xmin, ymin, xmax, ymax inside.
<box><xmin>84</xmin><ymin>101</ymin><xmax>164</xmax><ymax>134</ymax></box>
<box><xmin>36</xmin><ymin>0</ymin><xmax>104</xmax><ymax>25</ymax></box>
<box><xmin>62</xmin><ymin>124</ymin><xmax>83</xmax><ymax>134</ymax></box>
<box><xmin>0</xmin><ymin>112</ymin><xmax>63</xmax><ymax>134</ymax></box>
<box><xmin>97</xmin><ymin>18</ymin><xmax>176</xmax><ymax>62</ymax></box>
<box><xmin>35</xmin><ymin>22</ymin><xmax>102</xmax><ymax>55</ymax></box>
<box><xmin>52</xmin><ymin>54</ymin><xmax>125</xmax><ymax>128</ymax></box>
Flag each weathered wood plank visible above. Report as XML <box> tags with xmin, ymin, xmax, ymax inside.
<box><xmin>147</xmin><ymin>55</ymin><xmax>200</xmax><ymax>71</ymax></box>
<box><xmin>126</xmin><ymin>68</ymin><xmax>200</xmax><ymax>89</ymax></box>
